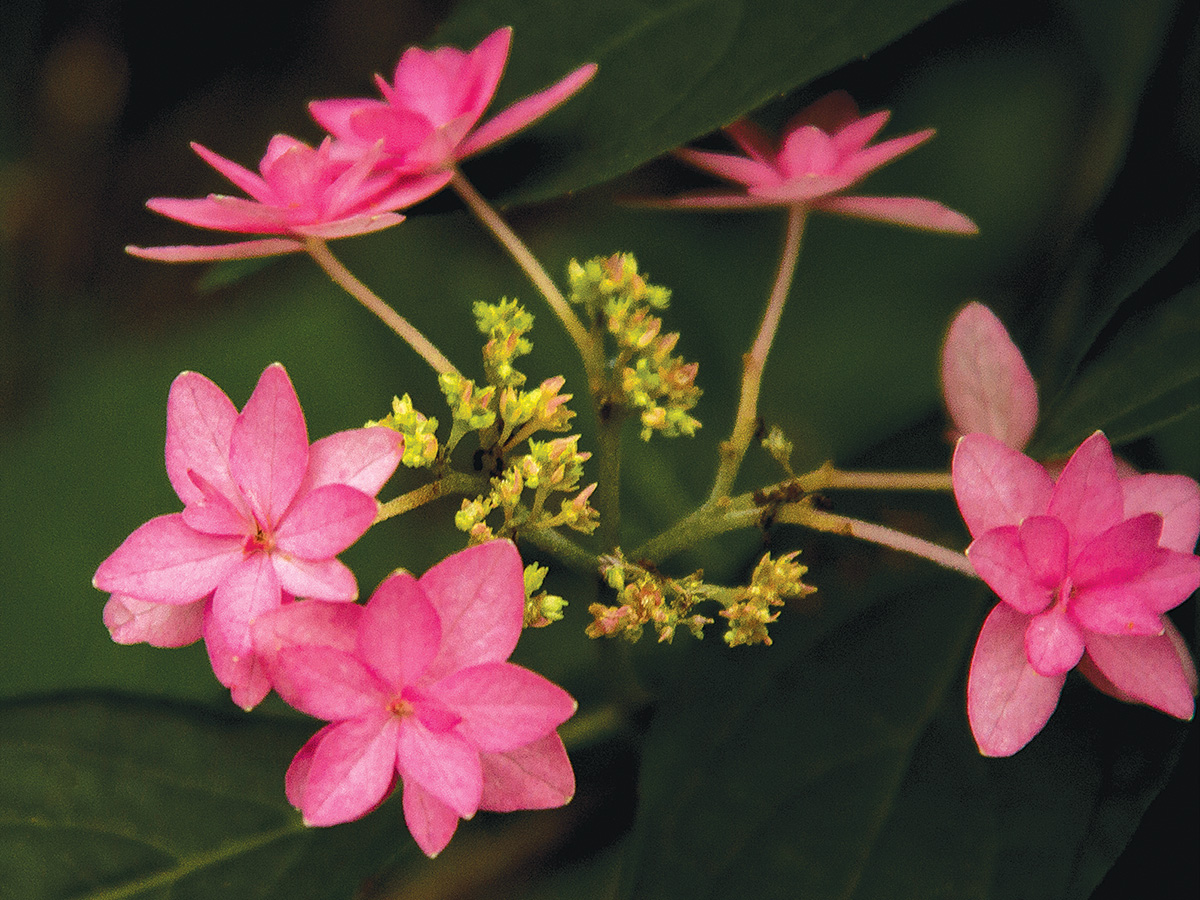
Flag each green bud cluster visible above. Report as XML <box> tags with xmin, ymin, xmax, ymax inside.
<box><xmin>720</xmin><ymin>551</ymin><xmax>815</xmax><ymax>647</ymax></box>
<box><xmin>522</xmin><ymin>562</ymin><xmax>567</xmax><ymax>628</ymax></box>
<box><xmin>587</xmin><ymin>552</ymin><xmax>713</xmax><ymax>643</ymax></box>
<box><xmin>366</xmin><ymin>394</ymin><xmax>439</xmax><ymax>468</ymax></box>
<box><xmin>567</xmin><ymin>253</ymin><xmax>702</xmax><ymax>441</ymax></box>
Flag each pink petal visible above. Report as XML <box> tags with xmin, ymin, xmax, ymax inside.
<box><xmin>300</xmin><ymin>427</ymin><xmax>404</xmax><ymax>496</ymax></box>
<box><xmin>830</xmin><ymin>109</ymin><xmax>889</xmax><ymax>156</ymax></box>
<box><xmin>1083</xmin><ymin>628</ymin><xmax>1196</xmax><ymax>720</ymax></box>
<box><xmin>357</xmin><ymin>572</ymin><xmax>442</xmax><ymax>688</ymax></box>
<box><xmin>396</xmin><ymin>718</ymin><xmax>483</xmax><ymax>820</ymax></box>
<box><xmin>204</xmin><ymin>590</ymin><xmax>275</xmax><ymax>712</ymax></box>
<box><xmin>402</xmin><ymin>779</ymin><xmax>460</xmax><ymax>857</ymax></box>
<box><xmin>724</xmin><ymin>118</ymin><xmax>777</xmax><ymax>164</ymax></box>
<box><xmin>253</xmin><ymin>598</ymin><xmax>361</xmax><ymax>678</ymax></box>
<box><xmin>166</xmin><ymin>371</ymin><xmax>239</xmax><ymax>507</ymax></box>
<box><xmin>1071</xmin><ymin>512</ymin><xmax>1165</xmax><ymax>589</ymax></box>
<box><xmin>363</xmin><ymin>168</ymin><xmax>454</xmax><ymax>210</ymax></box>
<box><xmin>103</xmin><ymin>594</ymin><xmax>206</xmax><ymax>647</ymax></box>
<box><xmin>967</xmin><ymin>522</ymin><xmax>1059</xmax><ymax>615</ymax></box>
<box><xmin>272</xmin><ymin>555</ymin><xmax>359</xmax><ymax>602</ymax></box>
<box><xmin>93</xmin><ymin>513</ymin><xmax>241</xmax><ymax>603</ymax></box>
<box><xmin>1024</xmin><ymin>601</ymin><xmax>1085</xmax><ymax>676</ymax></box>
<box><xmin>146</xmin><ymin>195</ymin><xmax>290</xmax><ymax>234</ymax></box>
<box><xmin>292</xmin><ymin>213</ymin><xmax>405</xmax><ymax>240</ymax></box>
<box><xmin>296</xmin><ymin>715</ymin><xmax>401</xmax><ymax>826</ymax></box>
<box><xmin>777</xmin><ymin>125</ymin><xmax>839</xmax><ymax>178</ymax></box>
<box><xmin>1072</xmin><ymin>549</ymin><xmax>1200</xmax><ymax>633</ymax></box>
<box><xmin>967</xmin><ymin>603</ymin><xmax>1066</xmax><ymax>757</ymax></box>
<box><xmin>1121</xmin><ymin>473</ymin><xmax>1200</xmax><ymax>553</ymax></box>
<box><xmin>952</xmin><ymin>433</ymin><xmax>1054</xmax><ymax>537</ymax></box>
<box><xmin>285</xmin><ymin>723</ymin><xmax>328</xmax><ymax>809</ymax></box>
<box><xmin>787</xmin><ymin>90</ymin><xmax>861</xmax><ymax>134</ymax></box>
<box><xmin>941</xmin><ymin>302</ymin><xmax>1038</xmax><ymax>448</ymax></box>
<box><xmin>272</xmin><ymin>644</ymin><xmax>388</xmax><ymax>720</ymax></box>
<box><xmin>458</xmin><ymin>62</ymin><xmax>597</xmax><ymax>160</ymax></box>
<box><xmin>181</xmin><ymin>470</ymin><xmax>250</xmax><ymax>536</ymax></box>
<box><xmin>673</xmin><ymin>147</ymin><xmax>783</xmax><ymax>189</ymax></box>
<box><xmin>230</xmin><ymin>363</ymin><xmax>308</xmax><ymax>528</ymax></box>
<box><xmin>835</xmin><ymin>129</ymin><xmax>934</xmax><ymax>183</ymax></box>
<box><xmin>479</xmin><ymin>732</ymin><xmax>576</xmax><ymax>812</ymax></box>
<box><xmin>1048</xmin><ymin>432</ymin><xmax>1124</xmax><ymax>560</ymax></box>
<box><xmin>418</xmin><ymin>540</ymin><xmax>525</xmax><ymax>683</ymax></box>
<box><xmin>274</xmin><ymin>483</ymin><xmax>376</xmax><ymax>559</ymax></box>
<box><xmin>190</xmin><ymin>141</ymin><xmax>272</xmax><ymax>202</ymax></box>
<box><xmin>750</xmin><ymin>172</ymin><xmax>857</xmax><ymax>203</ymax></box>
<box><xmin>813</xmin><ymin>195</ymin><xmax>978</xmax><ymax>233</ymax></box>
<box><xmin>125</xmin><ymin>239</ymin><xmax>304</xmax><ymax>262</ymax></box>
<box><xmin>432</xmin><ymin>662</ymin><xmax>577</xmax><ymax>752</ymax></box>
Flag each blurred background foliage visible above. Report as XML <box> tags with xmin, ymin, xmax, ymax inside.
<box><xmin>1</xmin><ymin>0</ymin><xmax>1197</xmax><ymax>897</ymax></box>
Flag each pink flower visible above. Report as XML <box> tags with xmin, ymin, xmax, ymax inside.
<box><xmin>953</xmin><ymin>430</ymin><xmax>1200</xmax><ymax>756</ymax></box>
<box><xmin>93</xmin><ymin>363</ymin><xmax>403</xmax><ymax>709</ymax></box>
<box><xmin>255</xmin><ymin>540</ymin><xmax>577</xmax><ymax>857</ymax></box>
<box><xmin>658</xmin><ymin>90</ymin><xmax>977</xmax><ymax>233</ymax></box>
<box><xmin>309</xmin><ymin>27</ymin><xmax>597</xmax><ymax>176</ymax></box>
<box><xmin>127</xmin><ymin>135</ymin><xmax>449</xmax><ymax>262</ymax></box>
<box><xmin>941</xmin><ymin>301</ymin><xmax>1039</xmax><ymax>449</ymax></box>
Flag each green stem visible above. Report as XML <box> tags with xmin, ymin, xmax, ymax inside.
<box><xmin>797</xmin><ymin>463</ymin><xmax>954</xmax><ymax>492</ymax></box>
<box><xmin>305</xmin><ymin>238</ymin><xmax>457</xmax><ymax>376</ymax></box>
<box><xmin>709</xmin><ymin>206</ymin><xmax>807</xmax><ymax>501</ymax></box>
<box><xmin>777</xmin><ymin>505</ymin><xmax>977</xmax><ymax>577</ymax></box>
<box><xmin>374</xmin><ymin>471</ymin><xmax>484</xmax><ymax>524</ymax></box>
<box><xmin>450</xmin><ymin>169</ymin><xmax>605</xmax><ymax>394</ymax></box>
<box><xmin>595</xmin><ymin>406</ymin><xmax>628</xmax><ymax>553</ymax></box>
<box><xmin>523</xmin><ymin>526</ymin><xmax>603</xmax><ymax>575</ymax></box>
<box><xmin>632</xmin><ymin>495</ymin><xmax>763</xmax><ymax>565</ymax></box>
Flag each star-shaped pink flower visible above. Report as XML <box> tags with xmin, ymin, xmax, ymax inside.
<box><xmin>127</xmin><ymin>135</ymin><xmax>449</xmax><ymax>262</ymax></box>
<box><xmin>255</xmin><ymin>540</ymin><xmax>577</xmax><ymax>857</ymax></box>
<box><xmin>309</xmin><ymin>27</ymin><xmax>597</xmax><ymax>176</ymax></box>
<box><xmin>657</xmin><ymin>90</ymin><xmax>977</xmax><ymax>233</ymax></box>
<box><xmin>953</xmin><ymin>430</ymin><xmax>1200</xmax><ymax>756</ymax></box>
<box><xmin>94</xmin><ymin>363</ymin><xmax>403</xmax><ymax>709</ymax></box>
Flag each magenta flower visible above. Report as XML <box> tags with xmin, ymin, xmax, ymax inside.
<box><xmin>94</xmin><ymin>363</ymin><xmax>403</xmax><ymax>709</ymax></box>
<box><xmin>309</xmin><ymin>27</ymin><xmax>597</xmax><ymax>176</ymax></box>
<box><xmin>127</xmin><ymin>135</ymin><xmax>450</xmax><ymax>262</ymax></box>
<box><xmin>941</xmin><ymin>301</ymin><xmax>1039</xmax><ymax>449</ymax></box>
<box><xmin>254</xmin><ymin>540</ymin><xmax>576</xmax><ymax>857</ymax></box>
<box><xmin>953</xmin><ymin>431</ymin><xmax>1200</xmax><ymax>756</ymax></box>
<box><xmin>657</xmin><ymin>90</ymin><xmax>977</xmax><ymax>233</ymax></box>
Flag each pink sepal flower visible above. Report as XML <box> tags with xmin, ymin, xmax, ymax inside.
<box><xmin>953</xmin><ymin>431</ymin><xmax>1200</xmax><ymax>756</ymax></box>
<box><xmin>93</xmin><ymin>363</ymin><xmax>403</xmax><ymax>709</ymax></box>
<box><xmin>941</xmin><ymin>302</ymin><xmax>1039</xmax><ymax>449</ymax></box>
<box><xmin>655</xmin><ymin>90</ymin><xmax>976</xmax><ymax>233</ymax></box>
<box><xmin>127</xmin><ymin>135</ymin><xmax>448</xmax><ymax>262</ymax></box>
<box><xmin>310</xmin><ymin>27</ymin><xmax>597</xmax><ymax>176</ymax></box>
<box><xmin>256</xmin><ymin>540</ymin><xmax>577</xmax><ymax>857</ymax></box>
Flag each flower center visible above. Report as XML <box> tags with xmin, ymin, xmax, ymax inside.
<box><xmin>387</xmin><ymin>696</ymin><xmax>415</xmax><ymax>719</ymax></box>
<box><xmin>244</xmin><ymin>527</ymin><xmax>275</xmax><ymax>554</ymax></box>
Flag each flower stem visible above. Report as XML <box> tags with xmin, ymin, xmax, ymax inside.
<box><xmin>632</xmin><ymin>494</ymin><xmax>764</xmax><ymax>565</ymax></box>
<box><xmin>709</xmin><ymin>206</ymin><xmax>807</xmax><ymax>501</ymax></box>
<box><xmin>450</xmin><ymin>169</ymin><xmax>604</xmax><ymax>392</ymax></box>
<box><xmin>797</xmin><ymin>463</ymin><xmax>954</xmax><ymax>492</ymax></box>
<box><xmin>523</xmin><ymin>526</ymin><xmax>603</xmax><ymax>576</ymax></box>
<box><xmin>777</xmin><ymin>504</ymin><xmax>977</xmax><ymax>577</ymax></box>
<box><xmin>304</xmin><ymin>238</ymin><xmax>458</xmax><ymax>376</ymax></box>
<box><xmin>375</xmin><ymin>471</ymin><xmax>483</xmax><ymax>524</ymax></box>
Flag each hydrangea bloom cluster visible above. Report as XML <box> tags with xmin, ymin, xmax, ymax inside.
<box><xmin>94</xmin><ymin>364</ymin><xmax>404</xmax><ymax>709</ymax></box>
<box><xmin>254</xmin><ymin>540</ymin><xmax>576</xmax><ymax>857</ymax></box>
<box><xmin>942</xmin><ymin>303</ymin><xmax>1199</xmax><ymax>756</ymax></box>
<box><xmin>128</xmin><ymin>27</ymin><xmax>596</xmax><ymax>262</ymax></box>
<box><xmin>660</xmin><ymin>90</ymin><xmax>978</xmax><ymax>233</ymax></box>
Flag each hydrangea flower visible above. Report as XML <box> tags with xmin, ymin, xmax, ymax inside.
<box><xmin>309</xmin><ymin>27</ymin><xmax>597</xmax><ymax>176</ymax></box>
<box><xmin>127</xmin><ymin>135</ymin><xmax>449</xmax><ymax>262</ymax></box>
<box><xmin>657</xmin><ymin>90</ymin><xmax>977</xmax><ymax>233</ymax></box>
<box><xmin>941</xmin><ymin>301</ymin><xmax>1039</xmax><ymax>449</ymax></box>
<box><xmin>254</xmin><ymin>540</ymin><xmax>577</xmax><ymax>857</ymax></box>
<box><xmin>94</xmin><ymin>363</ymin><xmax>403</xmax><ymax>709</ymax></box>
<box><xmin>953</xmin><ymin>430</ymin><xmax>1200</xmax><ymax>756</ymax></box>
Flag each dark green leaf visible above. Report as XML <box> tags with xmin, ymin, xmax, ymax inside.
<box><xmin>0</xmin><ymin>694</ymin><xmax>413</xmax><ymax>900</ymax></box>
<box><xmin>1030</xmin><ymin>282</ymin><xmax>1200</xmax><ymax>457</ymax></box>
<box><xmin>437</xmin><ymin>0</ymin><xmax>966</xmax><ymax>204</ymax></box>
